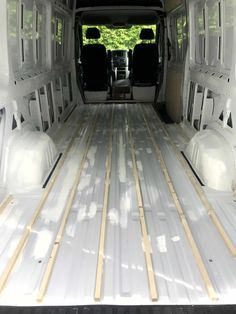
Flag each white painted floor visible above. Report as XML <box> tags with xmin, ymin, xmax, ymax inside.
<box><xmin>0</xmin><ymin>103</ymin><xmax>236</xmax><ymax>306</ymax></box>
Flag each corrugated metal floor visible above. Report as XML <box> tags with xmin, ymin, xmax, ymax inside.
<box><xmin>0</xmin><ymin>104</ymin><xmax>236</xmax><ymax>307</ymax></box>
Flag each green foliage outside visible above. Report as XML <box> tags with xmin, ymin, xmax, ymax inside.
<box><xmin>56</xmin><ymin>18</ymin><xmax>63</xmax><ymax>45</ymax></box>
<box><xmin>176</xmin><ymin>15</ymin><xmax>187</xmax><ymax>49</ymax></box>
<box><xmin>82</xmin><ymin>25</ymin><xmax>156</xmax><ymax>50</ymax></box>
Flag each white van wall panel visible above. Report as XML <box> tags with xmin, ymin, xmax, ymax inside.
<box><xmin>52</xmin><ymin>10</ymin><xmax>71</xmax><ymax>66</ymax></box>
<box><xmin>224</xmin><ymin>0</ymin><xmax>235</xmax><ymax>70</ymax></box>
<box><xmin>191</xmin><ymin>89</ymin><xmax>203</xmax><ymax>127</ymax></box>
<box><xmin>28</xmin><ymin>98</ymin><xmax>43</xmax><ymax>131</ymax></box>
<box><xmin>35</xmin><ymin>3</ymin><xmax>46</xmax><ymax>67</ymax></box>
<box><xmin>183</xmin><ymin>0</ymin><xmax>236</xmax><ymax>191</ymax></box>
<box><xmin>195</xmin><ymin>2</ymin><xmax>205</xmax><ymax>65</ymax></box>
<box><xmin>65</xmin><ymin>17</ymin><xmax>73</xmax><ymax>62</ymax></box>
<box><xmin>8</xmin><ymin>0</ymin><xmax>21</xmax><ymax>75</ymax></box>
<box><xmin>166</xmin><ymin>7</ymin><xmax>187</xmax><ymax>122</ymax></box>
<box><xmin>192</xmin><ymin>0</ymin><xmax>236</xmax><ymax>72</ymax></box>
<box><xmin>7</xmin><ymin>0</ymin><xmax>47</xmax><ymax>76</ymax></box>
<box><xmin>21</xmin><ymin>1</ymin><xmax>34</xmax><ymax>71</ymax></box>
<box><xmin>207</xmin><ymin>0</ymin><xmax>220</xmax><ymax>67</ymax></box>
<box><xmin>200</xmin><ymin>96</ymin><xmax>214</xmax><ymax>130</ymax></box>
<box><xmin>165</xmin><ymin>0</ymin><xmax>183</xmax><ymax>13</ymax></box>
<box><xmin>0</xmin><ymin>108</ymin><xmax>6</xmax><ymax>175</ymax></box>
<box><xmin>0</xmin><ymin>0</ymin><xmax>10</xmax><ymax>85</ymax></box>
<box><xmin>0</xmin><ymin>0</ymin><xmax>79</xmax><ymax>189</ymax></box>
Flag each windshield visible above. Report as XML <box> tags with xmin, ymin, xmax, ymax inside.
<box><xmin>82</xmin><ymin>25</ymin><xmax>156</xmax><ymax>50</ymax></box>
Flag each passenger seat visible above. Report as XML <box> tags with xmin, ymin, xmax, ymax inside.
<box><xmin>132</xmin><ymin>29</ymin><xmax>158</xmax><ymax>86</ymax></box>
<box><xmin>132</xmin><ymin>29</ymin><xmax>158</xmax><ymax>102</ymax></box>
<box><xmin>81</xmin><ymin>28</ymin><xmax>108</xmax><ymax>93</ymax></box>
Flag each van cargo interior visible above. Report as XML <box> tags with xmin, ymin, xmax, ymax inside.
<box><xmin>0</xmin><ymin>0</ymin><xmax>236</xmax><ymax>312</ymax></box>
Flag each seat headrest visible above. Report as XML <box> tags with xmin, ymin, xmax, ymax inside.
<box><xmin>140</xmin><ymin>29</ymin><xmax>154</xmax><ymax>40</ymax></box>
<box><xmin>86</xmin><ymin>27</ymin><xmax>101</xmax><ymax>39</ymax></box>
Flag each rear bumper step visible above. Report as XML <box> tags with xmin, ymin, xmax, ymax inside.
<box><xmin>0</xmin><ymin>305</ymin><xmax>236</xmax><ymax>314</ymax></box>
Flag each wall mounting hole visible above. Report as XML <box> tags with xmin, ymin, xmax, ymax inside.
<box><xmin>209</xmin><ymin>259</ymin><xmax>213</xmax><ymax>263</ymax></box>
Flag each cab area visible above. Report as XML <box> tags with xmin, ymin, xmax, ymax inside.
<box><xmin>75</xmin><ymin>9</ymin><xmax>164</xmax><ymax>102</ymax></box>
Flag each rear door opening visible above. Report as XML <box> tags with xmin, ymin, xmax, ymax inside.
<box><xmin>0</xmin><ymin>0</ymin><xmax>236</xmax><ymax>312</ymax></box>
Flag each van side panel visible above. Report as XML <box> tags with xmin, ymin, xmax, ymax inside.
<box><xmin>165</xmin><ymin>4</ymin><xmax>187</xmax><ymax>122</ymax></box>
<box><xmin>165</xmin><ymin>0</ymin><xmax>183</xmax><ymax>13</ymax></box>
<box><xmin>165</xmin><ymin>68</ymin><xmax>183</xmax><ymax>122</ymax></box>
<box><xmin>183</xmin><ymin>0</ymin><xmax>236</xmax><ymax>191</ymax></box>
<box><xmin>0</xmin><ymin>0</ymin><xmax>78</xmax><ymax>190</ymax></box>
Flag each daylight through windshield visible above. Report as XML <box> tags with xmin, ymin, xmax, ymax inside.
<box><xmin>82</xmin><ymin>25</ymin><xmax>156</xmax><ymax>50</ymax></box>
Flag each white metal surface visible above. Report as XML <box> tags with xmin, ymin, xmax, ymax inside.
<box><xmin>5</xmin><ymin>126</ymin><xmax>57</xmax><ymax>193</ymax></box>
<box><xmin>0</xmin><ymin>0</ymin><xmax>81</xmax><ymax>191</ymax></box>
<box><xmin>0</xmin><ymin>103</ymin><xmax>236</xmax><ymax>306</ymax></box>
<box><xmin>0</xmin><ymin>0</ymin><xmax>235</xmax><ymax>306</ymax></box>
<box><xmin>185</xmin><ymin>129</ymin><xmax>236</xmax><ymax>192</ymax></box>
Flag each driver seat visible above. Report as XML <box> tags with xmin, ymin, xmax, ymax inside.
<box><xmin>81</xmin><ymin>28</ymin><xmax>108</xmax><ymax>92</ymax></box>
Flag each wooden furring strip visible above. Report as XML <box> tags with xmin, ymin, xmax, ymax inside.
<box><xmin>0</xmin><ymin>108</ymin><xmax>98</xmax><ymax>294</ymax></box>
<box><xmin>94</xmin><ymin>105</ymin><xmax>115</xmax><ymax>301</ymax></box>
<box><xmin>37</xmin><ymin>106</ymin><xmax>101</xmax><ymax>302</ymax></box>
<box><xmin>146</xmin><ymin>105</ymin><xmax>236</xmax><ymax>257</ymax></box>
<box><xmin>140</xmin><ymin>105</ymin><xmax>218</xmax><ymax>301</ymax></box>
<box><xmin>162</xmin><ymin>121</ymin><xmax>236</xmax><ymax>258</ymax></box>
<box><xmin>0</xmin><ymin>195</ymin><xmax>13</xmax><ymax>215</ymax></box>
<box><xmin>126</xmin><ymin>105</ymin><xmax>158</xmax><ymax>302</ymax></box>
